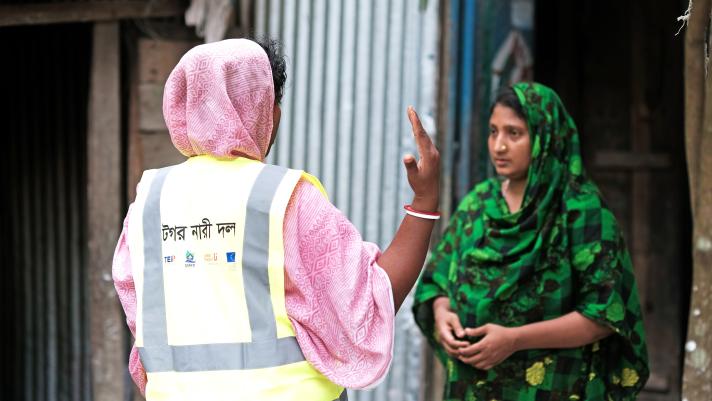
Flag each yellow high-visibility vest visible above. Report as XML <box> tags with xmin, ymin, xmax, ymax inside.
<box><xmin>128</xmin><ymin>155</ymin><xmax>345</xmax><ymax>401</ymax></box>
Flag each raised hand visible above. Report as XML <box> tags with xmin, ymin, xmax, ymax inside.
<box><xmin>404</xmin><ymin>106</ymin><xmax>440</xmax><ymax>211</ymax></box>
<box><xmin>375</xmin><ymin>107</ymin><xmax>441</xmax><ymax>311</ymax></box>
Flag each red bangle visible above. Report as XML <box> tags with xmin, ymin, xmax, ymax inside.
<box><xmin>404</xmin><ymin>204</ymin><xmax>441</xmax><ymax>220</ymax></box>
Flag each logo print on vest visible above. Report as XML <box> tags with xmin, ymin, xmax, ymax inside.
<box><xmin>204</xmin><ymin>252</ymin><xmax>218</xmax><ymax>264</ymax></box>
<box><xmin>185</xmin><ymin>250</ymin><xmax>196</xmax><ymax>268</ymax></box>
<box><xmin>226</xmin><ymin>252</ymin><xmax>236</xmax><ymax>263</ymax></box>
<box><xmin>163</xmin><ymin>255</ymin><xmax>175</xmax><ymax>263</ymax></box>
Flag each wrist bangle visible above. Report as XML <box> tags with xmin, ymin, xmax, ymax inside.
<box><xmin>404</xmin><ymin>204</ymin><xmax>441</xmax><ymax>220</ymax></box>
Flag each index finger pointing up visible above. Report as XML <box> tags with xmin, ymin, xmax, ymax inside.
<box><xmin>407</xmin><ymin>106</ymin><xmax>432</xmax><ymax>156</ymax></box>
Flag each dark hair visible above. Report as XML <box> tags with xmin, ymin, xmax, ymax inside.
<box><xmin>254</xmin><ymin>38</ymin><xmax>287</xmax><ymax>104</ymax></box>
<box><xmin>490</xmin><ymin>87</ymin><xmax>526</xmax><ymax>121</ymax></box>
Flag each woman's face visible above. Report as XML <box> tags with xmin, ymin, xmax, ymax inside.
<box><xmin>488</xmin><ymin>104</ymin><xmax>531</xmax><ymax>181</ymax></box>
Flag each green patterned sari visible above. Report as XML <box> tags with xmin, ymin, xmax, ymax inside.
<box><xmin>413</xmin><ymin>83</ymin><xmax>649</xmax><ymax>401</ymax></box>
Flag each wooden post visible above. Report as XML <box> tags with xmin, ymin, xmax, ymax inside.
<box><xmin>684</xmin><ymin>0</ymin><xmax>709</xmax><ymax>214</ymax></box>
<box><xmin>683</xmin><ymin>0</ymin><xmax>712</xmax><ymax>400</ymax></box>
<box><xmin>422</xmin><ymin>0</ymin><xmax>452</xmax><ymax>400</ymax></box>
<box><xmin>87</xmin><ymin>21</ymin><xmax>124</xmax><ymax>401</ymax></box>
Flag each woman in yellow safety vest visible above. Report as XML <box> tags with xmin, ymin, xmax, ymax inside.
<box><xmin>113</xmin><ymin>38</ymin><xmax>441</xmax><ymax>400</ymax></box>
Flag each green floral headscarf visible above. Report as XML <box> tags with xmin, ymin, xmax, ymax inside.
<box><xmin>413</xmin><ymin>82</ymin><xmax>649</xmax><ymax>401</ymax></box>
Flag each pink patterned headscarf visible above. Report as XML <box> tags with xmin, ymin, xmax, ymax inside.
<box><xmin>163</xmin><ymin>39</ymin><xmax>275</xmax><ymax>160</ymax></box>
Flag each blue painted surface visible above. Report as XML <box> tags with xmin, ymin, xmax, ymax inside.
<box><xmin>456</xmin><ymin>0</ymin><xmax>477</xmax><ymax>202</ymax></box>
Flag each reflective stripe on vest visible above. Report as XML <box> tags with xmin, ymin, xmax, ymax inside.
<box><xmin>133</xmin><ymin>159</ymin><xmax>346</xmax><ymax>401</ymax></box>
<box><xmin>138</xmin><ymin>164</ymin><xmax>304</xmax><ymax>372</ymax></box>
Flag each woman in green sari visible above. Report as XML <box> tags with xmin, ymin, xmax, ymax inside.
<box><xmin>413</xmin><ymin>82</ymin><xmax>649</xmax><ymax>401</ymax></box>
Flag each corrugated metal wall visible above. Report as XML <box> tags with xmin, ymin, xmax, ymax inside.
<box><xmin>2</xmin><ymin>24</ymin><xmax>92</xmax><ymax>401</ymax></box>
<box><xmin>254</xmin><ymin>1</ymin><xmax>439</xmax><ymax>400</ymax></box>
